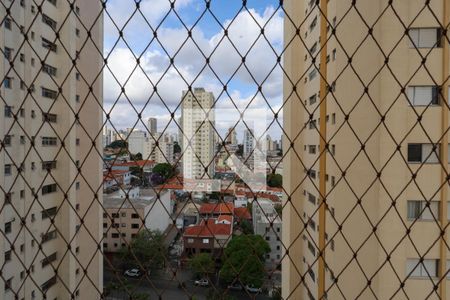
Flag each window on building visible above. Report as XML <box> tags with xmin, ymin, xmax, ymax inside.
<box><xmin>42</xmin><ymin>63</ymin><xmax>57</xmax><ymax>76</ymax></box>
<box><xmin>202</xmin><ymin>238</ymin><xmax>209</xmax><ymax>244</ymax></box>
<box><xmin>4</xmin><ymin>77</ymin><xmax>12</xmax><ymax>89</ymax></box>
<box><xmin>131</xmin><ymin>224</ymin><xmax>139</xmax><ymax>229</ymax></box>
<box><xmin>4</xmin><ymin>47</ymin><xmax>12</xmax><ymax>60</ymax></box>
<box><xmin>42</xmin><ymin>230</ymin><xmax>57</xmax><ymax>243</ymax></box>
<box><xmin>5</xmin><ymin>221</ymin><xmax>12</xmax><ymax>234</ymax></box>
<box><xmin>42</xmin><ymin>112</ymin><xmax>57</xmax><ymax>123</ymax></box>
<box><xmin>5</xmin><ymin>277</ymin><xmax>12</xmax><ymax>291</ymax></box>
<box><xmin>4</xmin><ymin>135</ymin><xmax>11</xmax><ymax>146</ymax></box>
<box><xmin>309</xmin><ymin>94</ymin><xmax>317</xmax><ymax>105</ymax></box>
<box><xmin>407</xmin><ymin>86</ymin><xmax>440</xmax><ymax>106</ymax></box>
<box><xmin>409</xmin><ymin>28</ymin><xmax>442</xmax><ymax>48</ymax></box>
<box><xmin>407</xmin><ymin>200</ymin><xmax>439</xmax><ymax>221</ymax></box>
<box><xmin>5</xmin><ymin>250</ymin><xmax>11</xmax><ymax>262</ymax></box>
<box><xmin>407</xmin><ymin>143</ymin><xmax>439</xmax><ymax>163</ymax></box>
<box><xmin>41</xmin><ymin>161</ymin><xmax>57</xmax><ymax>171</ymax></box>
<box><xmin>406</xmin><ymin>258</ymin><xmax>438</xmax><ymax>278</ymax></box>
<box><xmin>308</xmin><ymin>145</ymin><xmax>316</xmax><ymax>154</ymax></box>
<box><xmin>42</xmin><ymin>38</ymin><xmax>57</xmax><ymax>52</ymax></box>
<box><xmin>4</xmin><ymin>18</ymin><xmax>11</xmax><ymax>30</ymax></box>
<box><xmin>41</xmin><ymin>275</ymin><xmax>57</xmax><ymax>291</ymax></box>
<box><xmin>308</xmin><ymin>193</ymin><xmax>316</xmax><ymax>205</ymax></box>
<box><xmin>309</xmin><ymin>16</ymin><xmax>317</xmax><ymax>32</ymax></box>
<box><xmin>41</xmin><ymin>87</ymin><xmax>58</xmax><ymax>99</ymax></box>
<box><xmin>42</xmin><ymin>184</ymin><xmax>57</xmax><ymax>195</ymax></box>
<box><xmin>41</xmin><ymin>206</ymin><xmax>57</xmax><ymax>219</ymax></box>
<box><xmin>4</xmin><ymin>105</ymin><xmax>13</xmax><ymax>117</ymax></box>
<box><xmin>41</xmin><ymin>252</ymin><xmax>57</xmax><ymax>267</ymax></box>
<box><xmin>42</xmin><ymin>137</ymin><xmax>57</xmax><ymax>146</ymax></box>
<box><xmin>4</xmin><ymin>164</ymin><xmax>12</xmax><ymax>176</ymax></box>
<box><xmin>42</xmin><ymin>14</ymin><xmax>57</xmax><ymax>30</ymax></box>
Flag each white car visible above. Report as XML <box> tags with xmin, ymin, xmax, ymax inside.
<box><xmin>194</xmin><ymin>278</ymin><xmax>209</xmax><ymax>287</ymax></box>
<box><xmin>245</xmin><ymin>285</ymin><xmax>262</xmax><ymax>293</ymax></box>
<box><xmin>124</xmin><ymin>268</ymin><xmax>142</xmax><ymax>277</ymax></box>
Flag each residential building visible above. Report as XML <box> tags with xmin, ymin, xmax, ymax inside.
<box><xmin>182</xmin><ymin>217</ymin><xmax>233</xmax><ymax>259</ymax></box>
<box><xmin>127</xmin><ymin>129</ymin><xmax>147</xmax><ymax>155</ymax></box>
<box><xmin>226</xmin><ymin>127</ymin><xmax>238</xmax><ymax>145</ymax></box>
<box><xmin>103</xmin><ymin>125</ymin><xmax>113</xmax><ymax>147</ymax></box>
<box><xmin>198</xmin><ymin>203</ymin><xmax>234</xmax><ymax>219</ymax></box>
<box><xmin>0</xmin><ymin>0</ymin><xmax>103</xmax><ymax>299</ymax></box>
<box><xmin>103</xmin><ymin>188</ymin><xmax>172</xmax><ymax>252</ymax></box>
<box><xmin>148</xmin><ymin>117</ymin><xmax>157</xmax><ymax>134</ymax></box>
<box><xmin>147</xmin><ymin>132</ymin><xmax>174</xmax><ymax>164</ymax></box>
<box><xmin>243</xmin><ymin>128</ymin><xmax>255</xmax><ymax>160</ymax></box>
<box><xmin>253</xmin><ymin>199</ymin><xmax>282</xmax><ymax>270</ymax></box>
<box><xmin>181</xmin><ymin>88</ymin><xmax>216</xmax><ymax>179</ymax></box>
<box><xmin>103</xmin><ymin>170</ymin><xmax>132</xmax><ymax>191</ymax></box>
<box><xmin>283</xmin><ymin>1</ymin><xmax>449</xmax><ymax>299</ymax></box>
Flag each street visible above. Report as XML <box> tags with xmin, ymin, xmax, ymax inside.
<box><xmin>104</xmin><ymin>268</ymin><xmax>272</xmax><ymax>300</ymax></box>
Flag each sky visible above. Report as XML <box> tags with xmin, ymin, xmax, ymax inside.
<box><xmin>103</xmin><ymin>0</ymin><xmax>284</xmax><ymax>143</ymax></box>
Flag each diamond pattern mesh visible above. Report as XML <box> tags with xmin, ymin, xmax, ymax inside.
<box><xmin>0</xmin><ymin>0</ymin><xmax>449</xmax><ymax>299</ymax></box>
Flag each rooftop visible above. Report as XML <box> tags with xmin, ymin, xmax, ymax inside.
<box><xmin>184</xmin><ymin>219</ymin><xmax>232</xmax><ymax>237</ymax></box>
<box><xmin>199</xmin><ymin>203</ymin><xmax>234</xmax><ymax>215</ymax></box>
<box><xmin>104</xmin><ymin>188</ymin><xmax>168</xmax><ymax>209</ymax></box>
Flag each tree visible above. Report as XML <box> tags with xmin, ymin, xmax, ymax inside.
<box><xmin>189</xmin><ymin>253</ymin><xmax>215</xmax><ymax>278</ymax></box>
<box><xmin>130</xmin><ymin>152</ymin><xmax>143</xmax><ymax>161</ymax></box>
<box><xmin>235</xmin><ymin>144</ymin><xmax>244</xmax><ymax>156</ymax></box>
<box><xmin>267</xmin><ymin>173</ymin><xmax>282</xmax><ymax>188</ymax></box>
<box><xmin>173</xmin><ymin>142</ymin><xmax>181</xmax><ymax>154</ymax></box>
<box><xmin>119</xmin><ymin>230</ymin><xmax>167</xmax><ymax>271</ymax></box>
<box><xmin>152</xmin><ymin>163</ymin><xmax>175</xmax><ymax>181</ymax></box>
<box><xmin>239</xmin><ymin>219</ymin><xmax>253</xmax><ymax>235</ymax></box>
<box><xmin>108</xmin><ymin>140</ymin><xmax>128</xmax><ymax>149</ymax></box>
<box><xmin>274</xmin><ymin>203</ymin><xmax>282</xmax><ymax>219</ymax></box>
<box><xmin>220</xmin><ymin>235</ymin><xmax>270</xmax><ymax>287</ymax></box>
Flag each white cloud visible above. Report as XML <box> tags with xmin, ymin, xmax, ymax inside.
<box><xmin>103</xmin><ymin>4</ymin><xmax>284</xmax><ymax>138</ymax></box>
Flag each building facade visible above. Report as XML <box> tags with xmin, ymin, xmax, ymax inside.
<box><xmin>181</xmin><ymin>88</ymin><xmax>216</xmax><ymax>179</ymax></box>
<box><xmin>0</xmin><ymin>0</ymin><xmax>103</xmax><ymax>299</ymax></box>
<box><xmin>148</xmin><ymin>117</ymin><xmax>157</xmax><ymax>134</ymax></box>
<box><xmin>253</xmin><ymin>199</ymin><xmax>282</xmax><ymax>270</ymax></box>
<box><xmin>283</xmin><ymin>0</ymin><xmax>450</xmax><ymax>299</ymax></box>
<box><xmin>103</xmin><ymin>188</ymin><xmax>171</xmax><ymax>253</ymax></box>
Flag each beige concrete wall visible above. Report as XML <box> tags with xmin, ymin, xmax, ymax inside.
<box><xmin>284</xmin><ymin>0</ymin><xmax>449</xmax><ymax>299</ymax></box>
<box><xmin>0</xmin><ymin>0</ymin><xmax>103</xmax><ymax>299</ymax></box>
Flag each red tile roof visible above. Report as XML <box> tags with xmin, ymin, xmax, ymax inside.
<box><xmin>234</xmin><ymin>207</ymin><xmax>252</xmax><ymax>221</ymax></box>
<box><xmin>199</xmin><ymin>203</ymin><xmax>234</xmax><ymax>215</ymax></box>
<box><xmin>217</xmin><ymin>215</ymin><xmax>233</xmax><ymax>223</ymax></box>
<box><xmin>184</xmin><ymin>219</ymin><xmax>232</xmax><ymax>237</ymax></box>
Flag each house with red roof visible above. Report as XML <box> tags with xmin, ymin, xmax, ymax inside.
<box><xmin>182</xmin><ymin>218</ymin><xmax>233</xmax><ymax>258</ymax></box>
<box><xmin>233</xmin><ymin>207</ymin><xmax>252</xmax><ymax>223</ymax></box>
<box><xmin>198</xmin><ymin>203</ymin><xmax>234</xmax><ymax>218</ymax></box>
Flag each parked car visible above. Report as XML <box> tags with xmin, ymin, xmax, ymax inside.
<box><xmin>245</xmin><ymin>285</ymin><xmax>262</xmax><ymax>293</ymax></box>
<box><xmin>124</xmin><ymin>268</ymin><xmax>142</xmax><ymax>277</ymax></box>
<box><xmin>227</xmin><ymin>283</ymin><xmax>243</xmax><ymax>290</ymax></box>
<box><xmin>194</xmin><ymin>278</ymin><xmax>209</xmax><ymax>287</ymax></box>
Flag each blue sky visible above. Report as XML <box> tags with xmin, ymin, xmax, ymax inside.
<box><xmin>103</xmin><ymin>0</ymin><xmax>284</xmax><ymax>142</ymax></box>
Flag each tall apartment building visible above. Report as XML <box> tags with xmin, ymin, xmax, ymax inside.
<box><xmin>128</xmin><ymin>129</ymin><xmax>147</xmax><ymax>155</ymax></box>
<box><xmin>243</xmin><ymin>128</ymin><xmax>254</xmax><ymax>159</ymax></box>
<box><xmin>283</xmin><ymin>0</ymin><xmax>449</xmax><ymax>299</ymax></box>
<box><xmin>148</xmin><ymin>117</ymin><xmax>157</xmax><ymax>134</ymax></box>
<box><xmin>181</xmin><ymin>88</ymin><xmax>215</xmax><ymax>179</ymax></box>
<box><xmin>144</xmin><ymin>132</ymin><xmax>174</xmax><ymax>164</ymax></box>
<box><xmin>0</xmin><ymin>1</ymin><xmax>103</xmax><ymax>299</ymax></box>
<box><xmin>253</xmin><ymin>198</ymin><xmax>282</xmax><ymax>270</ymax></box>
